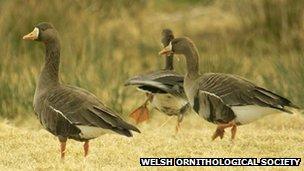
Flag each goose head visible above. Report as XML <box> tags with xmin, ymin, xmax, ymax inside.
<box><xmin>23</xmin><ymin>22</ymin><xmax>58</xmax><ymax>43</ymax></box>
<box><xmin>161</xmin><ymin>29</ymin><xmax>174</xmax><ymax>47</ymax></box>
<box><xmin>159</xmin><ymin>37</ymin><xmax>194</xmax><ymax>56</ymax></box>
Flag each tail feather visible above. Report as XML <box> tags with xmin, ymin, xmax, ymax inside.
<box><xmin>256</xmin><ymin>87</ymin><xmax>300</xmax><ymax>111</ymax></box>
<box><xmin>92</xmin><ymin>106</ymin><xmax>140</xmax><ymax>134</ymax></box>
<box><xmin>287</xmin><ymin>103</ymin><xmax>300</xmax><ymax>109</ymax></box>
<box><xmin>125</xmin><ymin>79</ymin><xmax>171</xmax><ymax>91</ymax></box>
<box><xmin>281</xmin><ymin>107</ymin><xmax>293</xmax><ymax>114</ymax></box>
<box><xmin>120</xmin><ymin>122</ymin><xmax>141</xmax><ymax>134</ymax></box>
<box><xmin>113</xmin><ymin>128</ymin><xmax>134</xmax><ymax>137</ymax></box>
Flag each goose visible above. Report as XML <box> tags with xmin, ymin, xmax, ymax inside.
<box><xmin>159</xmin><ymin>37</ymin><xmax>299</xmax><ymax>140</ymax></box>
<box><xmin>125</xmin><ymin>29</ymin><xmax>189</xmax><ymax>132</ymax></box>
<box><xmin>22</xmin><ymin>22</ymin><xmax>140</xmax><ymax>159</ymax></box>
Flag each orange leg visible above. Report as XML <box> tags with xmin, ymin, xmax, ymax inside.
<box><xmin>231</xmin><ymin>124</ymin><xmax>237</xmax><ymax>140</ymax></box>
<box><xmin>175</xmin><ymin>121</ymin><xmax>181</xmax><ymax>134</ymax></box>
<box><xmin>59</xmin><ymin>137</ymin><xmax>67</xmax><ymax>160</ymax></box>
<box><xmin>212</xmin><ymin>127</ymin><xmax>225</xmax><ymax>140</ymax></box>
<box><xmin>129</xmin><ymin>94</ymin><xmax>153</xmax><ymax>124</ymax></box>
<box><xmin>212</xmin><ymin>121</ymin><xmax>237</xmax><ymax>140</ymax></box>
<box><xmin>84</xmin><ymin>140</ymin><xmax>89</xmax><ymax>157</ymax></box>
<box><xmin>175</xmin><ymin>112</ymin><xmax>184</xmax><ymax>134</ymax></box>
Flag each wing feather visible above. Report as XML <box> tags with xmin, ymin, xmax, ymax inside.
<box><xmin>198</xmin><ymin>73</ymin><xmax>298</xmax><ymax>113</ymax></box>
<box><xmin>125</xmin><ymin>70</ymin><xmax>186</xmax><ymax>98</ymax></box>
<box><xmin>45</xmin><ymin>85</ymin><xmax>139</xmax><ymax>137</ymax></box>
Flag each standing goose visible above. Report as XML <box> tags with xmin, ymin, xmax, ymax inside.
<box><xmin>159</xmin><ymin>37</ymin><xmax>299</xmax><ymax>140</ymax></box>
<box><xmin>22</xmin><ymin>22</ymin><xmax>140</xmax><ymax>159</ymax></box>
<box><xmin>125</xmin><ymin>29</ymin><xmax>189</xmax><ymax>132</ymax></box>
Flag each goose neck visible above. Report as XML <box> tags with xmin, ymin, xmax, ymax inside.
<box><xmin>38</xmin><ymin>39</ymin><xmax>61</xmax><ymax>90</ymax></box>
<box><xmin>164</xmin><ymin>55</ymin><xmax>174</xmax><ymax>70</ymax></box>
<box><xmin>184</xmin><ymin>46</ymin><xmax>199</xmax><ymax>80</ymax></box>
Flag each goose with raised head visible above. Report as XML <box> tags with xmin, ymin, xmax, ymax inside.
<box><xmin>23</xmin><ymin>22</ymin><xmax>140</xmax><ymax>159</ymax></box>
<box><xmin>125</xmin><ymin>29</ymin><xmax>189</xmax><ymax>132</ymax></box>
<box><xmin>159</xmin><ymin>37</ymin><xmax>299</xmax><ymax>140</ymax></box>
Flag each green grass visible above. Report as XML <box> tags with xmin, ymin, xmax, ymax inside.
<box><xmin>0</xmin><ymin>0</ymin><xmax>303</xmax><ymax>122</ymax></box>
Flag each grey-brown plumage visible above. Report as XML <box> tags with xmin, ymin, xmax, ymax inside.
<box><xmin>162</xmin><ymin>29</ymin><xmax>175</xmax><ymax>70</ymax></box>
<box><xmin>159</xmin><ymin>37</ymin><xmax>299</xmax><ymax>140</ymax></box>
<box><xmin>39</xmin><ymin>85</ymin><xmax>140</xmax><ymax>140</ymax></box>
<box><xmin>125</xmin><ymin>70</ymin><xmax>185</xmax><ymax>98</ymax></box>
<box><xmin>125</xmin><ymin>29</ymin><xmax>184</xmax><ymax>98</ymax></box>
<box><xmin>125</xmin><ymin>69</ymin><xmax>189</xmax><ymax>118</ymax></box>
<box><xmin>125</xmin><ymin>29</ymin><xmax>189</xmax><ymax>132</ymax></box>
<box><xmin>192</xmin><ymin>73</ymin><xmax>298</xmax><ymax>124</ymax></box>
<box><xmin>23</xmin><ymin>22</ymin><xmax>139</xmax><ymax>159</ymax></box>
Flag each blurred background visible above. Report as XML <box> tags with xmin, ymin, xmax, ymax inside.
<box><xmin>0</xmin><ymin>0</ymin><xmax>303</xmax><ymax>126</ymax></box>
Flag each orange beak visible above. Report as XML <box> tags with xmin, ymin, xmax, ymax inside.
<box><xmin>159</xmin><ymin>42</ymin><xmax>173</xmax><ymax>56</ymax></box>
<box><xmin>23</xmin><ymin>27</ymin><xmax>39</xmax><ymax>40</ymax></box>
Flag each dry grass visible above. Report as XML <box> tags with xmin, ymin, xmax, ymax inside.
<box><xmin>0</xmin><ymin>111</ymin><xmax>303</xmax><ymax>170</ymax></box>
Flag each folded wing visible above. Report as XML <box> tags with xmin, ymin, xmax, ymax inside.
<box><xmin>45</xmin><ymin>85</ymin><xmax>140</xmax><ymax>138</ymax></box>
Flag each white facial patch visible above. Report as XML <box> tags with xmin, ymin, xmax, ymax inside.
<box><xmin>159</xmin><ymin>41</ymin><xmax>173</xmax><ymax>55</ymax></box>
<box><xmin>32</xmin><ymin>27</ymin><xmax>39</xmax><ymax>39</ymax></box>
<box><xmin>168</xmin><ymin>41</ymin><xmax>172</xmax><ymax>51</ymax></box>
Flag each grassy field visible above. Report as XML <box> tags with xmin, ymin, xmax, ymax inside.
<box><xmin>0</xmin><ymin>0</ymin><xmax>304</xmax><ymax>170</ymax></box>
<box><xmin>0</xmin><ymin>112</ymin><xmax>303</xmax><ymax>170</ymax></box>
